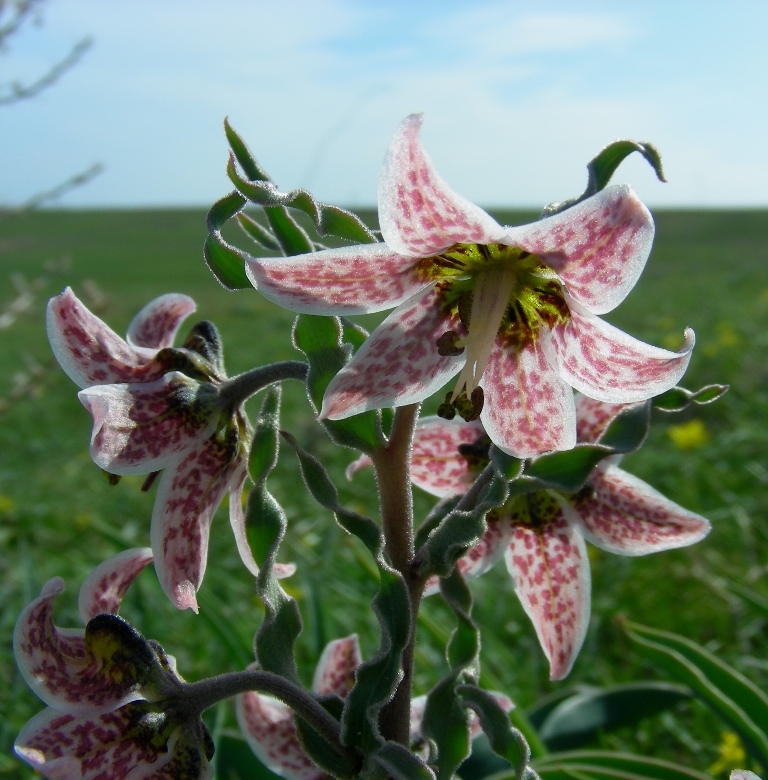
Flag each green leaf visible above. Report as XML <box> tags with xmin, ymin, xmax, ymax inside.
<box><xmin>292</xmin><ymin>314</ymin><xmax>383</xmax><ymax>453</ymax></box>
<box><xmin>249</xmin><ymin>385</ymin><xmax>281</xmax><ymax>488</ymax></box>
<box><xmin>237</xmin><ymin>212</ymin><xmax>280</xmax><ymax>251</ymax></box>
<box><xmin>624</xmin><ymin>620</ymin><xmax>768</xmax><ymax>768</ymax></box>
<box><xmin>458</xmin><ymin>685</ymin><xmax>532</xmax><ymax>778</ymax></box>
<box><xmin>723</xmin><ymin>580</ymin><xmax>768</xmax><ymax>620</ymax></box>
<box><xmin>653</xmin><ymin>384</ymin><xmax>729</xmax><ymax>412</ymax></box>
<box><xmin>204</xmin><ymin>190</ymin><xmax>250</xmax><ymax>289</ymax></box>
<box><xmin>525</xmin><ymin>751</ymin><xmax>713</xmax><ymax>780</ymax></box>
<box><xmin>372</xmin><ymin>742</ymin><xmax>436</xmax><ymax>780</ymax></box>
<box><xmin>535</xmin><ymin>683</ymin><xmax>690</xmax><ymax>752</ymax></box>
<box><xmin>261</xmin><ymin>195</ymin><xmax>315</xmax><ymax>256</ymax></box>
<box><xmin>541</xmin><ymin>140</ymin><xmax>666</xmax><ymax>218</ymax></box>
<box><xmin>224</xmin><ymin>119</ymin><xmax>271</xmax><ymax>182</ymax></box>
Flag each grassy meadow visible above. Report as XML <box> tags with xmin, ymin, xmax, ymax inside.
<box><xmin>1</xmin><ymin>206</ymin><xmax>767</xmax><ymax>777</ymax></box>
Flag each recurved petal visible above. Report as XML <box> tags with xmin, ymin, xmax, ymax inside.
<box><xmin>245</xmin><ymin>243</ymin><xmax>429</xmax><ymax>315</ymax></box>
<box><xmin>150</xmin><ymin>436</ymin><xmax>239</xmax><ymax>612</ymax></box>
<box><xmin>480</xmin><ymin>332</ymin><xmax>576</xmax><ymax>458</ymax></box>
<box><xmin>320</xmin><ymin>287</ymin><xmax>465</xmax><ymax>419</ymax></box>
<box><xmin>423</xmin><ymin>516</ymin><xmax>515</xmax><ymax>596</ymax></box>
<box><xmin>552</xmin><ymin>304</ymin><xmax>695</xmax><ymax>403</ymax></box>
<box><xmin>14</xmin><ymin>704</ymin><xmax>197</xmax><ymax>780</ymax></box>
<box><xmin>311</xmin><ymin>635</ymin><xmax>361</xmax><ymax>697</ymax></box>
<box><xmin>237</xmin><ymin>672</ymin><xmax>322</xmax><ymax>780</ymax></box>
<box><xmin>574</xmin><ymin>394</ymin><xmax>639</xmax><ymax>444</ymax></box>
<box><xmin>13</xmin><ymin>579</ymin><xmax>144</xmax><ymax>713</ymax></box>
<box><xmin>228</xmin><ymin>457</ymin><xmax>297</xmax><ymax>582</ymax></box>
<box><xmin>47</xmin><ymin>287</ymin><xmax>163</xmax><ymax>389</ymax></box>
<box><xmin>506</xmin><ymin>185</ymin><xmax>654</xmax><ymax>316</ymax></box>
<box><xmin>378</xmin><ymin>114</ymin><xmax>508</xmax><ymax>257</ymax></box>
<box><xmin>79</xmin><ymin>373</ymin><xmax>220</xmax><ymax>475</ymax></box>
<box><xmin>126</xmin><ymin>293</ymin><xmax>197</xmax><ymax>350</ymax></box>
<box><xmin>78</xmin><ymin>548</ymin><xmax>154</xmax><ymax>623</ymax></box>
<box><xmin>504</xmin><ymin>494</ymin><xmax>591</xmax><ymax>680</ymax></box>
<box><xmin>573</xmin><ymin>463</ymin><xmax>711</xmax><ymax>555</ymax></box>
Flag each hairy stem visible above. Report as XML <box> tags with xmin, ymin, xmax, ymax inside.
<box><xmin>371</xmin><ymin>402</ymin><xmax>421</xmax><ymax>746</ymax></box>
<box><xmin>218</xmin><ymin>361</ymin><xmax>308</xmax><ymax>408</ymax></box>
<box><xmin>179</xmin><ymin>669</ymin><xmax>358</xmax><ymax>768</ymax></box>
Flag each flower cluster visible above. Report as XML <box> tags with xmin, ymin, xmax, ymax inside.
<box><xmin>14</xmin><ymin>549</ymin><xmax>214</xmax><ymax>780</ymax></box>
<box><xmin>47</xmin><ymin>288</ymin><xmax>293</xmax><ymax>612</ymax></box>
<box><xmin>246</xmin><ymin>114</ymin><xmax>693</xmax><ymax>458</ymax></box>
<box><xmin>349</xmin><ymin>395</ymin><xmax>710</xmax><ymax>679</ymax></box>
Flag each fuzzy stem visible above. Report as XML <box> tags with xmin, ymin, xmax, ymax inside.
<box><xmin>371</xmin><ymin>402</ymin><xmax>421</xmax><ymax>746</ymax></box>
<box><xmin>218</xmin><ymin>361</ymin><xmax>308</xmax><ymax>408</ymax></box>
<box><xmin>179</xmin><ymin>669</ymin><xmax>358</xmax><ymax>768</ymax></box>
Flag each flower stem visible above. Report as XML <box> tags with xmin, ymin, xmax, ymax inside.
<box><xmin>179</xmin><ymin>669</ymin><xmax>358</xmax><ymax>769</ymax></box>
<box><xmin>218</xmin><ymin>361</ymin><xmax>308</xmax><ymax>408</ymax></box>
<box><xmin>371</xmin><ymin>402</ymin><xmax>421</xmax><ymax>746</ymax></box>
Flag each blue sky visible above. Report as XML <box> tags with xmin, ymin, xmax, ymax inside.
<box><xmin>2</xmin><ymin>0</ymin><xmax>766</xmax><ymax>208</ymax></box>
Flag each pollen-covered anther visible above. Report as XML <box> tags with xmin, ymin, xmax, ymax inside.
<box><xmin>437</xmin><ymin>391</ymin><xmax>457</xmax><ymax>420</ymax></box>
<box><xmin>436</xmin><ymin>330</ymin><xmax>465</xmax><ymax>357</ymax></box>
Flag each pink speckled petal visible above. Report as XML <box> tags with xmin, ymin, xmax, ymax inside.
<box><xmin>15</xmin><ymin>706</ymin><xmax>210</xmax><ymax>780</ymax></box>
<box><xmin>507</xmin><ymin>186</ymin><xmax>653</xmax><ymax>316</ymax></box>
<box><xmin>379</xmin><ymin>114</ymin><xmax>508</xmax><ymax>257</ymax></box>
<box><xmin>228</xmin><ymin>458</ymin><xmax>297</xmax><ymax>582</ymax></box>
<box><xmin>13</xmin><ymin>579</ymin><xmax>144</xmax><ymax>714</ymax></box>
<box><xmin>126</xmin><ymin>293</ymin><xmax>197</xmax><ymax>349</ymax></box>
<box><xmin>311</xmin><ymin>635</ymin><xmax>361</xmax><ymax>697</ymax></box>
<box><xmin>730</xmin><ymin>772</ymin><xmax>762</xmax><ymax>780</ymax></box>
<box><xmin>79</xmin><ymin>373</ymin><xmax>220</xmax><ymax>476</ymax></box>
<box><xmin>574</xmin><ymin>394</ymin><xmax>638</xmax><ymax>444</ymax></box>
<box><xmin>150</xmin><ymin>437</ymin><xmax>240</xmax><ymax>612</ymax></box>
<box><xmin>480</xmin><ymin>333</ymin><xmax>576</xmax><ymax>458</ymax></box>
<box><xmin>237</xmin><ymin>667</ymin><xmax>323</xmax><ymax>780</ymax></box>
<box><xmin>47</xmin><ymin>288</ymin><xmax>164</xmax><ymax>389</ymax></box>
<box><xmin>346</xmin><ymin>452</ymin><xmax>373</xmax><ymax>481</ymax></box>
<box><xmin>410</xmin><ymin>417</ymin><xmax>485</xmax><ymax>498</ymax></box>
<box><xmin>78</xmin><ymin>548</ymin><xmax>154</xmax><ymax>623</ymax></box>
<box><xmin>574</xmin><ymin>463</ymin><xmax>711</xmax><ymax>555</ymax></box>
<box><xmin>245</xmin><ymin>243</ymin><xmax>429</xmax><ymax>315</ymax></box>
<box><xmin>504</xmin><ymin>494</ymin><xmax>590</xmax><ymax>680</ymax></box>
<box><xmin>424</xmin><ymin>516</ymin><xmax>515</xmax><ymax>596</ymax></box>
<box><xmin>552</xmin><ymin>305</ymin><xmax>695</xmax><ymax>403</ymax></box>
<box><xmin>320</xmin><ymin>287</ymin><xmax>465</xmax><ymax>419</ymax></box>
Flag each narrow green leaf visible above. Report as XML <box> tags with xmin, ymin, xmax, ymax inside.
<box><xmin>723</xmin><ymin>580</ymin><xmax>768</xmax><ymax>620</ymax></box>
<box><xmin>249</xmin><ymin>385</ymin><xmax>281</xmax><ymax>488</ymax></box>
<box><xmin>292</xmin><ymin>314</ymin><xmax>383</xmax><ymax>452</ymax></box>
<box><xmin>527</xmin><ymin>751</ymin><xmax>713</xmax><ymax>780</ymax></box>
<box><xmin>263</xmin><ymin>200</ymin><xmax>315</xmax><ymax>256</ymax></box>
<box><xmin>204</xmin><ymin>190</ymin><xmax>250</xmax><ymax>289</ymax></box>
<box><xmin>459</xmin><ymin>685</ymin><xmax>532</xmax><ymax>778</ymax></box>
<box><xmin>237</xmin><ymin>212</ymin><xmax>281</xmax><ymax>251</ymax></box>
<box><xmin>653</xmin><ymin>384</ymin><xmax>729</xmax><ymax>412</ymax></box>
<box><xmin>224</xmin><ymin>118</ymin><xmax>271</xmax><ymax>182</ymax></box>
<box><xmin>624</xmin><ymin>620</ymin><xmax>768</xmax><ymax>767</ymax></box>
<box><xmin>536</xmin><ymin>683</ymin><xmax>690</xmax><ymax>752</ymax></box>
<box><xmin>373</xmin><ymin>742</ymin><xmax>436</xmax><ymax>780</ymax></box>
<box><xmin>542</xmin><ymin>140</ymin><xmax>666</xmax><ymax>218</ymax></box>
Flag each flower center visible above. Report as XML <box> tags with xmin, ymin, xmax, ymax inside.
<box><xmin>428</xmin><ymin>243</ymin><xmax>569</xmax><ymax>422</ymax></box>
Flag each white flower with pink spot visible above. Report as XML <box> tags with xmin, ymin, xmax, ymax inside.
<box><xmin>246</xmin><ymin>114</ymin><xmax>694</xmax><ymax>458</ymax></box>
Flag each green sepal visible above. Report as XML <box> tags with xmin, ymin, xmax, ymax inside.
<box><xmin>490</xmin><ymin>447</ymin><xmax>524</xmax><ymax>482</ymax></box>
<box><xmin>458</xmin><ymin>684</ymin><xmax>532</xmax><ymax>778</ymax></box>
<box><xmin>224</xmin><ymin>118</ymin><xmax>271</xmax><ymax>182</ymax></box>
<box><xmin>246</xmin><ymin>483</ymin><xmax>302</xmax><ymax>685</ymax></box>
<box><xmin>416</xmin><ymin>473</ymin><xmax>509</xmax><ymax>581</ymax></box>
<box><xmin>249</xmin><ymin>385</ymin><xmax>281</xmax><ymax>489</ymax></box>
<box><xmin>279</xmin><ymin>431</ymin><xmax>411</xmax><ymax>756</ymax></box>
<box><xmin>529</xmin><ymin>750</ymin><xmax>712</xmax><ymax>780</ymax></box>
<box><xmin>623</xmin><ymin>620</ymin><xmax>768</xmax><ymax>767</ymax></box>
<box><xmin>541</xmin><ymin>140</ymin><xmax>666</xmax><ymax>218</ymax></box>
<box><xmin>371</xmin><ymin>742</ymin><xmax>436</xmax><ymax>780</ymax></box>
<box><xmin>415</xmin><ymin>496</ymin><xmax>462</xmax><ymax>550</ymax></box>
<box><xmin>259</xmin><ymin>189</ymin><xmax>315</xmax><ymax>256</ymax></box>
<box><xmin>237</xmin><ymin>212</ymin><xmax>281</xmax><ymax>252</ymax></box>
<box><xmin>85</xmin><ymin>613</ymin><xmax>163</xmax><ymax>692</ymax></box>
<box><xmin>533</xmin><ymin>682</ymin><xmax>690</xmax><ymax>752</ymax></box>
<box><xmin>204</xmin><ymin>190</ymin><xmax>250</xmax><ymax>289</ymax></box>
<box><xmin>653</xmin><ymin>383</ymin><xmax>729</xmax><ymax>412</ymax></box>
<box><xmin>292</xmin><ymin>314</ymin><xmax>384</xmax><ymax>453</ymax></box>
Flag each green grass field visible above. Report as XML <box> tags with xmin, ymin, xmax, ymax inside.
<box><xmin>1</xmin><ymin>207</ymin><xmax>767</xmax><ymax>777</ymax></box>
